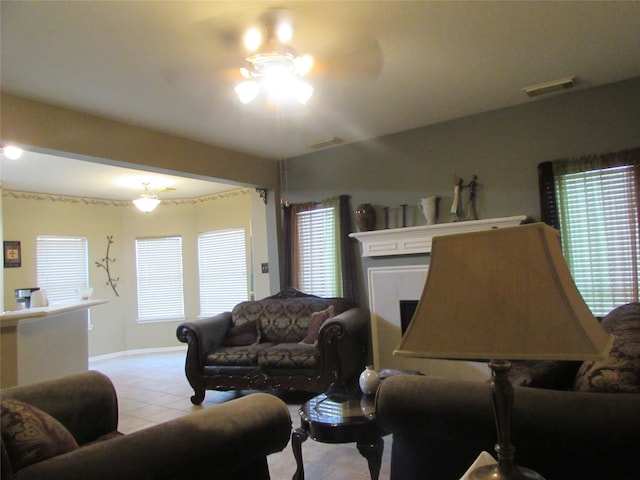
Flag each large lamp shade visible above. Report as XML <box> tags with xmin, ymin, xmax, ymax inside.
<box><xmin>395</xmin><ymin>223</ymin><xmax>613</xmax><ymax>362</ymax></box>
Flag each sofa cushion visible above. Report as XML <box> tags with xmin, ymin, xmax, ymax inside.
<box><xmin>300</xmin><ymin>305</ymin><xmax>335</xmax><ymax>345</ymax></box>
<box><xmin>232</xmin><ymin>297</ymin><xmax>352</xmax><ymax>343</ymax></box>
<box><xmin>258</xmin><ymin>343</ymin><xmax>321</xmax><ymax>369</ymax></box>
<box><xmin>573</xmin><ymin>302</ymin><xmax>640</xmax><ymax>393</ymax></box>
<box><xmin>0</xmin><ymin>398</ymin><xmax>78</xmax><ymax>471</ymax></box>
<box><xmin>223</xmin><ymin>319</ymin><xmax>259</xmax><ymax>346</ymax></box>
<box><xmin>205</xmin><ymin>342</ymin><xmax>276</xmax><ymax>367</ymax></box>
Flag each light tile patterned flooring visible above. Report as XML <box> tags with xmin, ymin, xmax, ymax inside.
<box><xmin>89</xmin><ymin>350</ymin><xmax>391</xmax><ymax>480</ymax></box>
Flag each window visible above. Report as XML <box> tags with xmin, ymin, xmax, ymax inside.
<box><xmin>283</xmin><ymin>195</ymin><xmax>355</xmax><ymax>301</ymax></box>
<box><xmin>36</xmin><ymin>236</ymin><xmax>89</xmax><ymax>304</ymax></box>
<box><xmin>295</xmin><ymin>206</ymin><xmax>340</xmax><ymax>297</ymax></box>
<box><xmin>135</xmin><ymin>236</ymin><xmax>184</xmax><ymax>322</ymax></box>
<box><xmin>198</xmin><ymin>229</ymin><xmax>248</xmax><ymax>316</ymax></box>
<box><xmin>555</xmin><ymin>165</ymin><xmax>639</xmax><ymax>315</ymax></box>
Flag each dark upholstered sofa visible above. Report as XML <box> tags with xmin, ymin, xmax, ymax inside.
<box><xmin>1</xmin><ymin>371</ymin><xmax>291</xmax><ymax>480</ymax></box>
<box><xmin>376</xmin><ymin>302</ymin><xmax>640</xmax><ymax>480</ymax></box>
<box><xmin>176</xmin><ymin>288</ymin><xmax>368</xmax><ymax>405</ymax></box>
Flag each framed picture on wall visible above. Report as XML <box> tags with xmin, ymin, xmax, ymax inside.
<box><xmin>4</xmin><ymin>241</ymin><xmax>22</xmax><ymax>268</ymax></box>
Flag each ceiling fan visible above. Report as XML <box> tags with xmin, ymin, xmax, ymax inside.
<box><xmin>168</xmin><ymin>5</ymin><xmax>383</xmax><ymax>105</ymax></box>
<box><xmin>234</xmin><ymin>9</ymin><xmax>315</xmax><ymax>104</ymax></box>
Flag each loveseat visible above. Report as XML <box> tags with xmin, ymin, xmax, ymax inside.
<box><xmin>176</xmin><ymin>288</ymin><xmax>368</xmax><ymax>405</ymax></box>
<box><xmin>376</xmin><ymin>302</ymin><xmax>640</xmax><ymax>480</ymax></box>
<box><xmin>0</xmin><ymin>371</ymin><xmax>291</xmax><ymax>480</ymax></box>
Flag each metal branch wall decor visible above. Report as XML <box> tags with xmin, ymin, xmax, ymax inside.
<box><xmin>95</xmin><ymin>235</ymin><xmax>119</xmax><ymax>297</ymax></box>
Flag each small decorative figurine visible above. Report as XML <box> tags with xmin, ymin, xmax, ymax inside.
<box><xmin>465</xmin><ymin>175</ymin><xmax>479</xmax><ymax>220</ymax></box>
<box><xmin>450</xmin><ymin>176</ymin><xmax>464</xmax><ymax>222</ymax></box>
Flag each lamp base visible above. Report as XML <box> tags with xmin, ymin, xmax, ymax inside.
<box><xmin>468</xmin><ymin>463</ymin><xmax>545</xmax><ymax>480</ymax></box>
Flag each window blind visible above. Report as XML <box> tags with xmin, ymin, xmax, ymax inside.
<box><xmin>198</xmin><ymin>229</ymin><xmax>248</xmax><ymax>316</ymax></box>
<box><xmin>36</xmin><ymin>236</ymin><xmax>89</xmax><ymax>304</ymax></box>
<box><xmin>135</xmin><ymin>236</ymin><xmax>184</xmax><ymax>322</ymax></box>
<box><xmin>556</xmin><ymin>165</ymin><xmax>639</xmax><ymax>315</ymax></box>
<box><xmin>296</xmin><ymin>207</ymin><xmax>338</xmax><ymax>297</ymax></box>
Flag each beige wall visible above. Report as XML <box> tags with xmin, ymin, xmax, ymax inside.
<box><xmin>0</xmin><ymin>92</ymin><xmax>285</xmax><ymax>294</ymax></box>
<box><xmin>2</xmin><ymin>188</ymin><xmax>269</xmax><ymax>356</ymax></box>
<box><xmin>0</xmin><ymin>93</ymin><xmax>279</xmax><ymax>188</ymax></box>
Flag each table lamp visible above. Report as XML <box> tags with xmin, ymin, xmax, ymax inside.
<box><xmin>394</xmin><ymin>223</ymin><xmax>613</xmax><ymax>480</ymax></box>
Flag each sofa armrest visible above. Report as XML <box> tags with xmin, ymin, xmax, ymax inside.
<box><xmin>1</xmin><ymin>371</ymin><xmax>117</xmax><ymax>445</ymax></box>
<box><xmin>376</xmin><ymin>375</ymin><xmax>640</xmax><ymax>480</ymax></box>
<box><xmin>319</xmin><ymin>307</ymin><xmax>367</xmax><ymax>340</ymax></box>
<box><xmin>318</xmin><ymin>307</ymin><xmax>368</xmax><ymax>379</ymax></box>
<box><xmin>176</xmin><ymin>312</ymin><xmax>233</xmax><ymax>369</ymax></box>
<box><xmin>16</xmin><ymin>393</ymin><xmax>292</xmax><ymax>480</ymax></box>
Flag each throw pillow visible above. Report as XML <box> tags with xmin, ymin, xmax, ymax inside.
<box><xmin>508</xmin><ymin>360</ymin><xmax>582</xmax><ymax>389</ymax></box>
<box><xmin>0</xmin><ymin>398</ymin><xmax>78</xmax><ymax>472</ymax></box>
<box><xmin>223</xmin><ymin>319</ymin><xmax>259</xmax><ymax>346</ymax></box>
<box><xmin>572</xmin><ymin>302</ymin><xmax>640</xmax><ymax>393</ymax></box>
<box><xmin>300</xmin><ymin>305</ymin><xmax>335</xmax><ymax>345</ymax></box>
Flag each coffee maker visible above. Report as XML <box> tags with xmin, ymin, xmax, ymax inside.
<box><xmin>14</xmin><ymin>288</ymin><xmax>40</xmax><ymax>309</ymax></box>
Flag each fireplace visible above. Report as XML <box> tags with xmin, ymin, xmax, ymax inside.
<box><xmin>399</xmin><ymin>299</ymin><xmax>419</xmax><ymax>335</ymax></box>
<box><xmin>368</xmin><ymin>266</ymin><xmax>428</xmax><ymax>372</ymax></box>
<box><xmin>355</xmin><ymin>217</ymin><xmax>525</xmax><ymax>380</ymax></box>
<box><xmin>369</xmin><ymin>265</ymin><xmax>489</xmax><ymax>380</ymax></box>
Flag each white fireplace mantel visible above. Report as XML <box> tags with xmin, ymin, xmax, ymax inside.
<box><xmin>350</xmin><ymin>215</ymin><xmax>529</xmax><ymax>257</ymax></box>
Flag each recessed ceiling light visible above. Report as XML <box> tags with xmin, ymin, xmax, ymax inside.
<box><xmin>1</xmin><ymin>145</ymin><xmax>24</xmax><ymax>160</ymax></box>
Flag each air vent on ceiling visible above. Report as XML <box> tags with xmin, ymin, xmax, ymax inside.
<box><xmin>523</xmin><ymin>76</ymin><xmax>576</xmax><ymax>98</ymax></box>
<box><xmin>308</xmin><ymin>137</ymin><xmax>344</xmax><ymax>150</ymax></box>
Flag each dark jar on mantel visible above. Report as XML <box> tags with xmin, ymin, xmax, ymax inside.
<box><xmin>355</xmin><ymin>203</ymin><xmax>376</xmax><ymax>232</ymax></box>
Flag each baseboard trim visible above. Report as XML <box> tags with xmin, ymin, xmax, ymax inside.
<box><xmin>89</xmin><ymin>345</ymin><xmax>186</xmax><ymax>363</ymax></box>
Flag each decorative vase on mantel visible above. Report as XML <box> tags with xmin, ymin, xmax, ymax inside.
<box><xmin>355</xmin><ymin>203</ymin><xmax>376</xmax><ymax>232</ymax></box>
<box><xmin>419</xmin><ymin>196</ymin><xmax>439</xmax><ymax>225</ymax></box>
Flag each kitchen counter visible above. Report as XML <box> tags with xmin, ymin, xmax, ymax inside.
<box><xmin>1</xmin><ymin>299</ymin><xmax>107</xmax><ymax>387</ymax></box>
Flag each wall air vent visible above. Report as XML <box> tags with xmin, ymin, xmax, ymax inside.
<box><xmin>523</xmin><ymin>76</ymin><xmax>576</xmax><ymax>98</ymax></box>
<box><xmin>308</xmin><ymin>137</ymin><xmax>344</xmax><ymax>150</ymax></box>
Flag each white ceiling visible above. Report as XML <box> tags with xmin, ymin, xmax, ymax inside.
<box><xmin>2</xmin><ymin>1</ymin><xmax>640</xmax><ymax>200</ymax></box>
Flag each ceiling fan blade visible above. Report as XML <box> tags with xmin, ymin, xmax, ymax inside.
<box><xmin>312</xmin><ymin>34</ymin><xmax>384</xmax><ymax>80</ymax></box>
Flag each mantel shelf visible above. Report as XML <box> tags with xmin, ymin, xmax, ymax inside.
<box><xmin>349</xmin><ymin>215</ymin><xmax>529</xmax><ymax>257</ymax></box>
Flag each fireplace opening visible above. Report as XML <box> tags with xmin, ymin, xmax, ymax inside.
<box><xmin>399</xmin><ymin>300</ymin><xmax>419</xmax><ymax>335</ymax></box>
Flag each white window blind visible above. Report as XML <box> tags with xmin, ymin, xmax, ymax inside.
<box><xmin>556</xmin><ymin>165</ymin><xmax>639</xmax><ymax>316</ymax></box>
<box><xmin>36</xmin><ymin>236</ymin><xmax>89</xmax><ymax>305</ymax></box>
<box><xmin>135</xmin><ymin>236</ymin><xmax>184</xmax><ymax>322</ymax></box>
<box><xmin>296</xmin><ymin>207</ymin><xmax>338</xmax><ymax>297</ymax></box>
<box><xmin>198</xmin><ymin>229</ymin><xmax>248</xmax><ymax>316</ymax></box>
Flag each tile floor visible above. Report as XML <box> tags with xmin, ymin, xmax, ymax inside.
<box><xmin>89</xmin><ymin>349</ymin><xmax>391</xmax><ymax>480</ymax></box>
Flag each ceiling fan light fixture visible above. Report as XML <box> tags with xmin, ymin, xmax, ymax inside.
<box><xmin>244</xmin><ymin>28</ymin><xmax>262</xmax><ymax>51</ymax></box>
<box><xmin>235</xmin><ymin>80</ymin><xmax>259</xmax><ymax>104</ymax></box>
<box><xmin>294</xmin><ymin>54</ymin><xmax>314</xmax><ymax>76</ymax></box>
<box><xmin>133</xmin><ymin>183</ymin><xmax>161</xmax><ymax>213</ymax></box>
<box><xmin>235</xmin><ymin>20</ymin><xmax>313</xmax><ymax>106</ymax></box>
<box><xmin>293</xmin><ymin>81</ymin><xmax>314</xmax><ymax>105</ymax></box>
<box><xmin>276</xmin><ymin>22</ymin><xmax>293</xmax><ymax>43</ymax></box>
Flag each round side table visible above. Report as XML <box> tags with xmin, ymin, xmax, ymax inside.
<box><xmin>291</xmin><ymin>391</ymin><xmax>387</xmax><ymax>480</ymax></box>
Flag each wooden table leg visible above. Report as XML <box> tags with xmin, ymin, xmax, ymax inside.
<box><xmin>291</xmin><ymin>427</ymin><xmax>308</xmax><ymax>480</ymax></box>
<box><xmin>357</xmin><ymin>437</ymin><xmax>384</xmax><ymax>480</ymax></box>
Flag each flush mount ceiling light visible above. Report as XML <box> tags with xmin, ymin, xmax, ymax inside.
<box><xmin>133</xmin><ymin>182</ymin><xmax>161</xmax><ymax>213</ymax></box>
<box><xmin>235</xmin><ymin>19</ymin><xmax>314</xmax><ymax>105</ymax></box>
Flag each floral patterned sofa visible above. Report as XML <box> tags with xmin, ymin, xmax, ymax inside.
<box><xmin>176</xmin><ymin>288</ymin><xmax>368</xmax><ymax>405</ymax></box>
